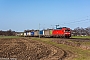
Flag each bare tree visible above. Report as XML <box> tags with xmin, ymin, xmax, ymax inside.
<box><xmin>72</xmin><ymin>27</ymin><xmax>90</xmax><ymax>36</ymax></box>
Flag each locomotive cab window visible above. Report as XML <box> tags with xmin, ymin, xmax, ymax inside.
<box><xmin>65</xmin><ymin>30</ymin><xmax>70</xmax><ymax>32</ymax></box>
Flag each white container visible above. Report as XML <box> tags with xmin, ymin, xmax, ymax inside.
<box><xmin>24</xmin><ymin>33</ymin><xmax>26</xmax><ymax>36</ymax></box>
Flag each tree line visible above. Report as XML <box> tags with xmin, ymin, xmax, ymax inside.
<box><xmin>0</xmin><ymin>29</ymin><xmax>16</xmax><ymax>36</ymax></box>
<box><xmin>72</xmin><ymin>27</ymin><xmax>90</xmax><ymax>36</ymax></box>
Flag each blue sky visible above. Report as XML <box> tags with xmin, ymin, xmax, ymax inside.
<box><xmin>0</xmin><ymin>0</ymin><xmax>90</xmax><ymax>31</ymax></box>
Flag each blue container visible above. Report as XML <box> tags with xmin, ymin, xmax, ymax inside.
<box><xmin>31</xmin><ymin>32</ymin><xmax>34</xmax><ymax>36</ymax></box>
<box><xmin>26</xmin><ymin>32</ymin><xmax>27</xmax><ymax>35</ymax></box>
<box><xmin>39</xmin><ymin>30</ymin><xmax>43</xmax><ymax>35</ymax></box>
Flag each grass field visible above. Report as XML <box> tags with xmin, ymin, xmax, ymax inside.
<box><xmin>71</xmin><ymin>36</ymin><xmax>90</xmax><ymax>39</ymax></box>
<box><xmin>0</xmin><ymin>36</ymin><xmax>20</xmax><ymax>38</ymax></box>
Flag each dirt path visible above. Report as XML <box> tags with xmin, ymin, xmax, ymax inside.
<box><xmin>0</xmin><ymin>38</ymin><xmax>73</xmax><ymax>60</ymax></box>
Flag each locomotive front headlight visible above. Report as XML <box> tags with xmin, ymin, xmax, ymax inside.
<box><xmin>65</xmin><ymin>33</ymin><xmax>67</xmax><ymax>34</ymax></box>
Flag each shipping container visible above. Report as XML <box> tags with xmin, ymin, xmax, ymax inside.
<box><xmin>39</xmin><ymin>30</ymin><xmax>43</xmax><ymax>35</ymax></box>
<box><xmin>39</xmin><ymin>30</ymin><xmax>44</xmax><ymax>37</ymax></box>
<box><xmin>31</xmin><ymin>32</ymin><xmax>34</xmax><ymax>36</ymax></box>
<box><xmin>50</xmin><ymin>30</ymin><xmax>52</xmax><ymax>35</ymax></box>
<box><xmin>43</xmin><ymin>30</ymin><xmax>44</xmax><ymax>35</ymax></box>
<box><xmin>44</xmin><ymin>30</ymin><xmax>49</xmax><ymax>35</ymax></box>
<box><xmin>27</xmin><ymin>32</ymin><xmax>31</xmax><ymax>36</ymax></box>
<box><xmin>34</xmin><ymin>30</ymin><xmax>39</xmax><ymax>36</ymax></box>
<box><xmin>24</xmin><ymin>33</ymin><xmax>27</xmax><ymax>36</ymax></box>
<box><xmin>44</xmin><ymin>30</ymin><xmax>49</xmax><ymax>37</ymax></box>
<box><xmin>43</xmin><ymin>29</ymin><xmax>53</xmax><ymax>37</ymax></box>
<box><xmin>20</xmin><ymin>33</ymin><xmax>23</xmax><ymax>35</ymax></box>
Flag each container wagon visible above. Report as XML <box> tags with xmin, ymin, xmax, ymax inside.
<box><xmin>44</xmin><ymin>29</ymin><xmax>53</xmax><ymax>37</ymax></box>
<box><xmin>34</xmin><ymin>30</ymin><xmax>39</xmax><ymax>37</ymax></box>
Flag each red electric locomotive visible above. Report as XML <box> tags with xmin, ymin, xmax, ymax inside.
<box><xmin>52</xmin><ymin>27</ymin><xmax>71</xmax><ymax>38</ymax></box>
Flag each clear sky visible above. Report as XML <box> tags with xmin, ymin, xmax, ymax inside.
<box><xmin>0</xmin><ymin>0</ymin><xmax>90</xmax><ymax>31</ymax></box>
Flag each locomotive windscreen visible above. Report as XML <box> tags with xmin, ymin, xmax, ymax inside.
<box><xmin>65</xmin><ymin>30</ymin><xmax>70</xmax><ymax>32</ymax></box>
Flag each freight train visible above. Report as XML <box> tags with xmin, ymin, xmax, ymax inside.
<box><xmin>22</xmin><ymin>27</ymin><xmax>71</xmax><ymax>38</ymax></box>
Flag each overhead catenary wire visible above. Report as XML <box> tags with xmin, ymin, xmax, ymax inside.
<box><xmin>59</xmin><ymin>15</ymin><xmax>90</xmax><ymax>25</ymax></box>
<box><xmin>61</xmin><ymin>19</ymin><xmax>90</xmax><ymax>26</ymax></box>
<box><xmin>39</xmin><ymin>15</ymin><xmax>90</xmax><ymax>29</ymax></box>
